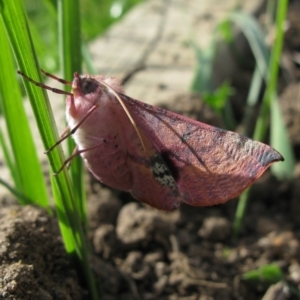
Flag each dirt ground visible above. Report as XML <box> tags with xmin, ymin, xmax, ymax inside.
<box><xmin>1</xmin><ymin>2</ymin><xmax>300</xmax><ymax>300</ymax></box>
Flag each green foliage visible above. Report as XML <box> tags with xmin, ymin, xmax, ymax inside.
<box><xmin>233</xmin><ymin>0</ymin><xmax>293</xmax><ymax>236</ymax></box>
<box><xmin>243</xmin><ymin>264</ymin><xmax>283</xmax><ymax>284</ymax></box>
<box><xmin>0</xmin><ymin>7</ymin><xmax>49</xmax><ymax>209</ymax></box>
<box><xmin>1</xmin><ymin>0</ymin><xmax>142</xmax><ymax>298</ymax></box>
<box><xmin>202</xmin><ymin>82</ymin><xmax>234</xmax><ymax>113</ymax></box>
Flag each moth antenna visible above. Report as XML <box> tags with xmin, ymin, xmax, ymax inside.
<box><xmin>41</xmin><ymin>69</ymin><xmax>72</xmax><ymax>85</ymax></box>
<box><xmin>95</xmin><ymin>79</ymin><xmax>146</xmax><ymax>152</ymax></box>
<box><xmin>17</xmin><ymin>70</ymin><xmax>73</xmax><ymax>96</ymax></box>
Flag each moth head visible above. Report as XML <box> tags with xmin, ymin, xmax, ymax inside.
<box><xmin>72</xmin><ymin>73</ymin><xmax>124</xmax><ymax>97</ymax></box>
<box><xmin>67</xmin><ymin>73</ymin><xmax>124</xmax><ymax>119</ymax></box>
<box><xmin>71</xmin><ymin>73</ymin><xmax>100</xmax><ymax>100</ymax></box>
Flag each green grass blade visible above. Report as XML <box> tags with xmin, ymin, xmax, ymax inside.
<box><xmin>0</xmin><ymin>20</ymin><xmax>49</xmax><ymax>207</ymax></box>
<box><xmin>0</xmin><ymin>178</ymin><xmax>32</xmax><ymax>203</ymax></box>
<box><xmin>58</xmin><ymin>0</ymin><xmax>82</xmax><ymax>74</ymax></box>
<box><xmin>0</xmin><ymin>126</ymin><xmax>21</xmax><ymax>191</ymax></box>
<box><xmin>58</xmin><ymin>1</ymin><xmax>99</xmax><ymax>298</ymax></box>
<box><xmin>253</xmin><ymin>0</ymin><xmax>294</xmax><ymax>179</ymax></box>
<box><xmin>247</xmin><ymin>65</ymin><xmax>263</xmax><ymax>107</ymax></box>
<box><xmin>58</xmin><ymin>0</ymin><xmax>87</xmax><ymax>227</ymax></box>
<box><xmin>1</xmin><ymin>0</ymin><xmax>83</xmax><ymax>256</ymax></box>
<box><xmin>239</xmin><ymin>66</ymin><xmax>263</xmax><ymax>137</ymax></box>
<box><xmin>229</xmin><ymin>3</ymin><xmax>293</xmax><ymax>235</ymax></box>
<box><xmin>270</xmin><ymin>98</ymin><xmax>295</xmax><ymax>178</ymax></box>
<box><xmin>253</xmin><ymin>0</ymin><xmax>287</xmax><ymax>141</ymax></box>
<box><xmin>233</xmin><ymin>188</ymin><xmax>250</xmax><ymax>238</ymax></box>
<box><xmin>229</xmin><ymin>12</ymin><xmax>269</xmax><ymax>79</ymax></box>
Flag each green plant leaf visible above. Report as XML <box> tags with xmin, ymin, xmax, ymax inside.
<box><xmin>243</xmin><ymin>264</ymin><xmax>284</xmax><ymax>284</ymax></box>
<box><xmin>58</xmin><ymin>0</ymin><xmax>87</xmax><ymax>228</ymax></box>
<box><xmin>271</xmin><ymin>98</ymin><xmax>295</xmax><ymax>178</ymax></box>
<box><xmin>0</xmin><ymin>19</ymin><xmax>49</xmax><ymax>207</ymax></box>
<box><xmin>1</xmin><ymin>0</ymin><xmax>80</xmax><ymax>253</ymax></box>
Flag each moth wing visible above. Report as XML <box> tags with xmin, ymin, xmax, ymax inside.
<box><xmin>125</xmin><ymin>129</ymin><xmax>183</xmax><ymax>210</ymax></box>
<box><xmin>122</xmin><ymin>94</ymin><xmax>283</xmax><ymax>207</ymax></box>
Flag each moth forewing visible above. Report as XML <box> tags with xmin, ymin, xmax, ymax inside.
<box><xmin>18</xmin><ymin>70</ymin><xmax>284</xmax><ymax>210</ymax></box>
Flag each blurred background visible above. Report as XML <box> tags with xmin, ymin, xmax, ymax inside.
<box><xmin>1</xmin><ymin>0</ymin><xmax>300</xmax><ymax>299</ymax></box>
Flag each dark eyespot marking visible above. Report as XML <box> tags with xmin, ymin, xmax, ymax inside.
<box><xmin>150</xmin><ymin>154</ymin><xmax>176</xmax><ymax>189</ymax></box>
<box><xmin>160</xmin><ymin>151</ymin><xmax>179</xmax><ymax>180</ymax></box>
<box><xmin>81</xmin><ymin>78</ymin><xmax>97</xmax><ymax>94</ymax></box>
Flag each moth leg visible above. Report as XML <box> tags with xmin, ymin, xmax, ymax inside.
<box><xmin>45</xmin><ymin>104</ymin><xmax>99</xmax><ymax>154</ymax></box>
<box><xmin>65</xmin><ymin>145</ymin><xmax>78</xmax><ymax>170</ymax></box>
<box><xmin>60</xmin><ymin>126</ymin><xmax>71</xmax><ymax>139</ymax></box>
<box><xmin>44</xmin><ymin>128</ymin><xmax>73</xmax><ymax>154</ymax></box>
<box><xmin>53</xmin><ymin>140</ymin><xmax>107</xmax><ymax>175</ymax></box>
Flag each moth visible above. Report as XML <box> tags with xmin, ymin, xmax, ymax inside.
<box><xmin>19</xmin><ymin>70</ymin><xmax>284</xmax><ymax>211</ymax></box>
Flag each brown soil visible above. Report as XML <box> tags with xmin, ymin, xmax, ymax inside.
<box><xmin>1</xmin><ymin>2</ymin><xmax>300</xmax><ymax>300</ymax></box>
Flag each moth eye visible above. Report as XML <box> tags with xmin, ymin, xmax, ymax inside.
<box><xmin>81</xmin><ymin>79</ymin><xmax>97</xmax><ymax>94</ymax></box>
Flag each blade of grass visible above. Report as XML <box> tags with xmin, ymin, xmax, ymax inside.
<box><xmin>270</xmin><ymin>97</ymin><xmax>295</xmax><ymax>178</ymax></box>
<box><xmin>239</xmin><ymin>66</ymin><xmax>263</xmax><ymax>137</ymax></box>
<box><xmin>0</xmin><ymin>126</ymin><xmax>21</xmax><ymax>192</ymax></box>
<box><xmin>0</xmin><ymin>178</ymin><xmax>32</xmax><ymax>203</ymax></box>
<box><xmin>0</xmin><ymin>20</ymin><xmax>49</xmax><ymax>207</ymax></box>
<box><xmin>247</xmin><ymin>65</ymin><xmax>263</xmax><ymax>107</ymax></box>
<box><xmin>253</xmin><ymin>0</ymin><xmax>294</xmax><ymax>179</ymax></box>
<box><xmin>1</xmin><ymin>0</ymin><xmax>85</xmax><ymax>260</ymax></box>
<box><xmin>2</xmin><ymin>5</ymin><xmax>100</xmax><ymax>298</ymax></box>
<box><xmin>58</xmin><ymin>0</ymin><xmax>87</xmax><ymax>229</ymax></box>
<box><xmin>57</xmin><ymin>1</ymin><xmax>99</xmax><ymax>298</ymax></box>
<box><xmin>229</xmin><ymin>5</ymin><xmax>293</xmax><ymax>236</ymax></box>
<box><xmin>229</xmin><ymin>12</ymin><xmax>269</xmax><ymax>86</ymax></box>
<box><xmin>233</xmin><ymin>187</ymin><xmax>250</xmax><ymax>237</ymax></box>
<box><xmin>253</xmin><ymin>0</ymin><xmax>287</xmax><ymax>141</ymax></box>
